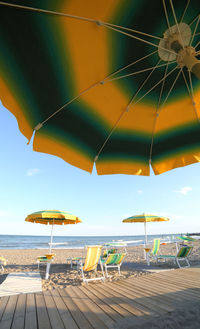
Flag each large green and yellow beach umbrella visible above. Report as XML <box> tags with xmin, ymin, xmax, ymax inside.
<box><xmin>25</xmin><ymin>210</ymin><xmax>82</xmax><ymax>252</ymax></box>
<box><xmin>1</xmin><ymin>1</ymin><xmax>200</xmax><ymax>175</ymax></box>
<box><xmin>123</xmin><ymin>214</ymin><xmax>169</xmax><ymax>244</ymax></box>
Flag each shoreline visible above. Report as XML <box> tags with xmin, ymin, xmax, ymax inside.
<box><xmin>0</xmin><ymin>241</ymin><xmax>199</xmax><ymax>291</ymax></box>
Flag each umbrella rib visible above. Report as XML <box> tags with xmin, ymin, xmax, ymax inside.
<box><xmin>94</xmin><ymin>59</ymin><xmax>162</xmax><ymax>162</ymax></box>
<box><xmin>35</xmin><ymin>52</ymin><xmax>158</xmax><ymax>128</ymax></box>
<box><xmin>149</xmin><ymin>59</ymin><xmax>170</xmax><ymax>165</ymax></box>
<box><xmin>132</xmin><ymin>65</ymin><xmax>178</xmax><ymax>106</ymax></box>
<box><xmin>181</xmin><ymin>69</ymin><xmax>200</xmax><ymax>122</ymax></box>
<box><xmin>169</xmin><ymin>0</ymin><xmax>185</xmax><ymax>47</ymax></box>
<box><xmin>101</xmin><ymin>23</ymin><xmax>176</xmax><ymax>56</ymax></box>
<box><xmin>162</xmin><ymin>0</ymin><xmax>172</xmax><ymax>32</ymax></box>
<box><xmin>180</xmin><ymin>0</ymin><xmax>191</xmax><ymax>23</ymax></box>
<box><xmin>0</xmin><ymin>1</ymin><xmax>99</xmax><ymax>24</ymax></box>
<box><xmin>106</xmin><ymin>61</ymin><xmax>176</xmax><ymax>83</ymax></box>
<box><xmin>190</xmin><ymin>14</ymin><xmax>200</xmax><ymax>46</ymax></box>
<box><xmin>102</xmin><ymin>22</ymin><xmax>163</xmax><ymax>41</ymax></box>
<box><xmin>188</xmin><ymin>70</ymin><xmax>200</xmax><ymax>122</ymax></box>
<box><xmin>103</xmin><ymin>51</ymin><xmax>158</xmax><ymax>82</ymax></box>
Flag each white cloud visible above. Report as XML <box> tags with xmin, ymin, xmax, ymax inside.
<box><xmin>137</xmin><ymin>190</ymin><xmax>143</xmax><ymax>194</ymax></box>
<box><xmin>26</xmin><ymin>168</ymin><xmax>40</xmax><ymax>176</ymax></box>
<box><xmin>174</xmin><ymin>186</ymin><xmax>192</xmax><ymax>195</ymax></box>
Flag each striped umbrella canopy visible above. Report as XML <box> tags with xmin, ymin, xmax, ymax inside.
<box><xmin>123</xmin><ymin>214</ymin><xmax>169</xmax><ymax>244</ymax></box>
<box><xmin>25</xmin><ymin>210</ymin><xmax>82</xmax><ymax>252</ymax></box>
<box><xmin>1</xmin><ymin>1</ymin><xmax>200</xmax><ymax>176</ymax></box>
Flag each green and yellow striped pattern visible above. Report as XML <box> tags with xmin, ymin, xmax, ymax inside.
<box><xmin>25</xmin><ymin>210</ymin><xmax>82</xmax><ymax>225</ymax></box>
<box><xmin>1</xmin><ymin>1</ymin><xmax>200</xmax><ymax>175</ymax></box>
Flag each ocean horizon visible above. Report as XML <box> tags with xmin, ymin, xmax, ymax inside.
<box><xmin>0</xmin><ymin>233</ymin><xmax>183</xmax><ymax>250</ymax></box>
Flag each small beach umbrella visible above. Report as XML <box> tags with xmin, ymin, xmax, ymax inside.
<box><xmin>25</xmin><ymin>210</ymin><xmax>82</xmax><ymax>252</ymax></box>
<box><xmin>1</xmin><ymin>1</ymin><xmax>200</xmax><ymax>176</ymax></box>
<box><xmin>123</xmin><ymin>214</ymin><xmax>169</xmax><ymax>245</ymax></box>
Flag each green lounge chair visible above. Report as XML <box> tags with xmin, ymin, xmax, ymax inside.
<box><xmin>101</xmin><ymin>252</ymin><xmax>126</xmax><ymax>277</ymax></box>
<box><xmin>157</xmin><ymin>246</ymin><xmax>193</xmax><ymax>268</ymax></box>
<box><xmin>145</xmin><ymin>238</ymin><xmax>160</xmax><ymax>265</ymax></box>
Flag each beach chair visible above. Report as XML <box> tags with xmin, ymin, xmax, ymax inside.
<box><xmin>157</xmin><ymin>246</ymin><xmax>193</xmax><ymax>268</ymax></box>
<box><xmin>36</xmin><ymin>254</ymin><xmax>55</xmax><ymax>269</ymax></box>
<box><xmin>101</xmin><ymin>252</ymin><xmax>126</xmax><ymax>277</ymax></box>
<box><xmin>0</xmin><ymin>257</ymin><xmax>6</xmax><ymax>272</ymax></box>
<box><xmin>145</xmin><ymin>238</ymin><xmax>160</xmax><ymax>265</ymax></box>
<box><xmin>79</xmin><ymin>246</ymin><xmax>105</xmax><ymax>284</ymax></box>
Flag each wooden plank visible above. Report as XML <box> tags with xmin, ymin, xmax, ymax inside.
<box><xmin>151</xmin><ymin>273</ymin><xmax>200</xmax><ymax>294</ymax></box>
<box><xmin>0</xmin><ymin>295</ymin><xmax>18</xmax><ymax>329</ymax></box>
<box><xmin>92</xmin><ymin>284</ymin><xmax>135</xmax><ymax>318</ymax></box>
<box><xmin>51</xmin><ymin>289</ymin><xmax>79</xmax><ymax>329</ymax></box>
<box><xmin>125</xmin><ymin>276</ymin><xmax>190</xmax><ymax>304</ymax></box>
<box><xmin>25</xmin><ymin>294</ymin><xmax>37</xmax><ymax>329</ymax></box>
<box><xmin>35</xmin><ymin>292</ymin><xmax>51</xmax><ymax>329</ymax></box>
<box><xmin>0</xmin><ymin>297</ymin><xmax>9</xmax><ymax>321</ymax></box>
<box><xmin>11</xmin><ymin>294</ymin><xmax>26</xmax><ymax>329</ymax></box>
<box><xmin>107</xmin><ymin>280</ymin><xmax>171</xmax><ymax>314</ymax></box>
<box><xmin>67</xmin><ymin>286</ymin><xmax>109</xmax><ymax>329</ymax></box>
<box><xmin>59</xmin><ymin>288</ymin><xmax>94</xmax><ymax>329</ymax></box>
<box><xmin>82</xmin><ymin>285</ymin><xmax>122</xmax><ymax>322</ymax></box>
<box><xmin>137</xmin><ymin>275</ymin><xmax>200</xmax><ymax>301</ymax></box>
<box><xmin>78</xmin><ymin>286</ymin><xmax>115</xmax><ymax>328</ymax></box>
<box><xmin>43</xmin><ymin>290</ymin><xmax>65</xmax><ymax>329</ymax></box>
<box><xmin>115</xmin><ymin>278</ymin><xmax>175</xmax><ymax>308</ymax></box>
<box><xmin>98</xmin><ymin>283</ymin><xmax>153</xmax><ymax>316</ymax></box>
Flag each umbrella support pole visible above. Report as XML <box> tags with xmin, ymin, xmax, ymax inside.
<box><xmin>45</xmin><ymin>262</ymin><xmax>51</xmax><ymax>280</ymax></box>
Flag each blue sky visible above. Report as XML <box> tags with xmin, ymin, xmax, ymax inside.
<box><xmin>0</xmin><ymin>101</ymin><xmax>200</xmax><ymax>237</ymax></box>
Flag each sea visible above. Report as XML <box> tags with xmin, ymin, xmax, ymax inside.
<box><xmin>0</xmin><ymin>234</ymin><xmax>183</xmax><ymax>250</ymax></box>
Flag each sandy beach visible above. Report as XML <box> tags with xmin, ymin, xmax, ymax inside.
<box><xmin>0</xmin><ymin>241</ymin><xmax>199</xmax><ymax>290</ymax></box>
<box><xmin>0</xmin><ymin>241</ymin><xmax>200</xmax><ymax>329</ymax></box>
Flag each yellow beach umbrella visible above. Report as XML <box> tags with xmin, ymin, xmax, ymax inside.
<box><xmin>123</xmin><ymin>214</ymin><xmax>169</xmax><ymax>244</ymax></box>
<box><xmin>25</xmin><ymin>210</ymin><xmax>82</xmax><ymax>252</ymax></box>
<box><xmin>1</xmin><ymin>1</ymin><xmax>200</xmax><ymax>176</ymax></box>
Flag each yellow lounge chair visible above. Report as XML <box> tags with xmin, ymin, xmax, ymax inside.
<box><xmin>79</xmin><ymin>246</ymin><xmax>105</xmax><ymax>284</ymax></box>
<box><xmin>145</xmin><ymin>238</ymin><xmax>160</xmax><ymax>265</ymax></box>
<box><xmin>0</xmin><ymin>257</ymin><xmax>6</xmax><ymax>272</ymax></box>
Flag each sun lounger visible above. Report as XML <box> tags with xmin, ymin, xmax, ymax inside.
<box><xmin>36</xmin><ymin>254</ymin><xmax>55</xmax><ymax>269</ymax></box>
<box><xmin>145</xmin><ymin>238</ymin><xmax>160</xmax><ymax>265</ymax></box>
<box><xmin>0</xmin><ymin>257</ymin><xmax>6</xmax><ymax>272</ymax></box>
<box><xmin>101</xmin><ymin>252</ymin><xmax>126</xmax><ymax>277</ymax></box>
<box><xmin>79</xmin><ymin>246</ymin><xmax>105</xmax><ymax>284</ymax></box>
<box><xmin>157</xmin><ymin>246</ymin><xmax>193</xmax><ymax>268</ymax></box>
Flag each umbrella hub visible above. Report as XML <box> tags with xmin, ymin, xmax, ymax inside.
<box><xmin>158</xmin><ymin>22</ymin><xmax>200</xmax><ymax>79</ymax></box>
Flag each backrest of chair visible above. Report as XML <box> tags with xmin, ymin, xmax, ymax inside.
<box><xmin>177</xmin><ymin>246</ymin><xmax>193</xmax><ymax>258</ymax></box>
<box><xmin>105</xmin><ymin>253</ymin><xmax>126</xmax><ymax>265</ymax></box>
<box><xmin>102</xmin><ymin>248</ymin><xmax>117</xmax><ymax>258</ymax></box>
<box><xmin>83</xmin><ymin>246</ymin><xmax>102</xmax><ymax>272</ymax></box>
<box><xmin>151</xmin><ymin>239</ymin><xmax>160</xmax><ymax>255</ymax></box>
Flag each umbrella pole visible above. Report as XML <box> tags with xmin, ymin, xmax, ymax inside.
<box><xmin>49</xmin><ymin>220</ymin><xmax>54</xmax><ymax>253</ymax></box>
<box><xmin>144</xmin><ymin>221</ymin><xmax>147</xmax><ymax>259</ymax></box>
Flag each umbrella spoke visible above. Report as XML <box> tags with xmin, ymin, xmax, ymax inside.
<box><xmin>101</xmin><ymin>23</ymin><xmax>176</xmax><ymax>56</ymax></box>
<box><xmin>149</xmin><ymin>59</ymin><xmax>170</xmax><ymax>164</ymax></box>
<box><xmin>102</xmin><ymin>22</ymin><xmax>162</xmax><ymax>41</ymax></box>
<box><xmin>188</xmin><ymin>70</ymin><xmax>200</xmax><ymax>122</ymax></box>
<box><xmin>0</xmin><ymin>1</ymin><xmax>98</xmax><ymax>24</ymax></box>
<box><xmin>169</xmin><ymin>0</ymin><xmax>185</xmax><ymax>47</ymax></box>
<box><xmin>106</xmin><ymin>61</ymin><xmax>176</xmax><ymax>83</ymax></box>
<box><xmin>190</xmin><ymin>14</ymin><xmax>200</xmax><ymax>46</ymax></box>
<box><xmin>104</xmin><ymin>51</ymin><xmax>158</xmax><ymax>82</ymax></box>
<box><xmin>94</xmin><ymin>59</ymin><xmax>162</xmax><ymax>162</ymax></box>
<box><xmin>180</xmin><ymin>0</ymin><xmax>191</xmax><ymax>23</ymax></box>
<box><xmin>133</xmin><ymin>65</ymin><xmax>178</xmax><ymax>106</ymax></box>
<box><xmin>162</xmin><ymin>0</ymin><xmax>172</xmax><ymax>32</ymax></box>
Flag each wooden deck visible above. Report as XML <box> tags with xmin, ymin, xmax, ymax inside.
<box><xmin>0</xmin><ymin>266</ymin><xmax>199</xmax><ymax>329</ymax></box>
